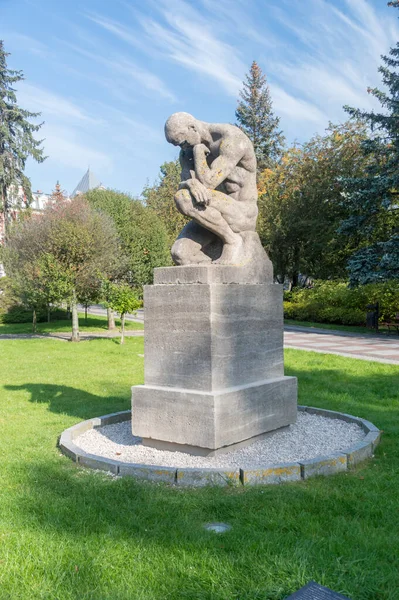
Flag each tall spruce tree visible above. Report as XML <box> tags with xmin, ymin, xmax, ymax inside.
<box><xmin>0</xmin><ymin>40</ymin><xmax>45</xmax><ymax>236</ymax></box>
<box><xmin>236</xmin><ymin>61</ymin><xmax>284</xmax><ymax>171</ymax></box>
<box><xmin>340</xmin><ymin>1</ymin><xmax>399</xmax><ymax>285</ymax></box>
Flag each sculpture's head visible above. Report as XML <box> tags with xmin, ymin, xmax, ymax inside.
<box><xmin>165</xmin><ymin>112</ymin><xmax>202</xmax><ymax>149</ymax></box>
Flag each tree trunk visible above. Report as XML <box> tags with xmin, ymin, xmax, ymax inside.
<box><xmin>120</xmin><ymin>313</ymin><xmax>125</xmax><ymax>345</ymax></box>
<box><xmin>85</xmin><ymin>305</ymin><xmax>88</xmax><ymax>323</ymax></box>
<box><xmin>47</xmin><ymin>304</ymin><xmax>51</xmax><ymax>323</ymax></box>
<box><xmin>32</xmin><ymin>309</ymin><xmax>37</xmax><ymax>334</ymax></box>
<box><xmin>71</xmin><ymin>290</ymin><xmax>80</xmax><ymax>342</ymax></box>
<box><xmin>107</xmin><ymin>307</ymin><xmax>115</xmax><ymax>330</ymax></box>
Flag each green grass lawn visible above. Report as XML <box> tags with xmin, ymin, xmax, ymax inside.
<box><xmin>0</xmin><ymin>313</ymin><xmax>144</xmax><ymax>335</ymax></box>
<box><xmin>0</xmin><ymin>338</ymin><xmax>398</xmax><ymax>600</ymax></box>
<box><xmin>284</xmin><ymin>319</ymin><xmax>395</xmax><ymax>336</ymax></box>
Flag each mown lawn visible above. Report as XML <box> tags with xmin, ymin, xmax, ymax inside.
<box><xmin>0</xmin><ymin>338</ymin><xmax>398</xmax><ymax>600</ymax></box>
<box><xmin>0</xmin><ymin>313</ymin><xmax>144</xmax><ymax>335</ymax></box>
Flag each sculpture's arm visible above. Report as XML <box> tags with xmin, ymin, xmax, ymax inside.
<box><xmin>193</xmin><ymin>141</ymin><xmax>244</xmax><ymax>190</ymax></box>
<box><xmin>178</xmin><ymin>148</ymin><xmax>195</xmax><ymax>189</ymax></box>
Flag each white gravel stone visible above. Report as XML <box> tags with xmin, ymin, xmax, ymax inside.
<box><xmin>74</xmin><ymin>412</ymin><xmax>365</xmax><ymax>469</ymax></box>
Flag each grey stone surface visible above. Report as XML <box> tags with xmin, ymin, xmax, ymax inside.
<box><xmin>118</xmin><ymin>463</ymin><xmax>176</xmax><ymax>483</ymax></box>
<box><xmin>77</xmin><ymin>453</ymin><xmax>120</xmax><ymax>474</ymax></box>
<box><xmin>58</xmin><ymin>431</ymin><xmax>79</xmax><ymax>462</ymax></box>
<box><xmin>143</xmin><ymin>282</ymin><xmax>284</xmax><ymax>391</ymax></box>
<box><xmin>365</xmin><ymin>430</ymin><xmax>381</xmax><ymax>450</ymax></box>
<box><xmin>132</xmin><ymin>376</ymin><xmax>297</xmax><ymax>453</ymax></box>
<box><xmin>346</xmin><ymin>439</ymin><xmax>374</xmax><ymax>468</ymax></box>
<box><xmin>99</xmin><ymin>410</ymin><xmax>131</xmax><ymax>426</ymax></box>
<box><xmin>132</xmin><ymin>274</ymin><xmax>297</xmax><ymax>453</ymax></box>
<box><xmin>302</xmin><ymin>406</ymin><xmax>359</xmax><ymax>424</ymax></box>
<box><xmin>240</xmin><ymin>462</ymin><xmax>301</xmax><ymax>486</ymax></box>
<box><xmin>154</xmin><ymin>258</ymin><xmax>272</xmax><ymax>285</ymax></box>
<box><xmin>165</xmin><ymin>112</ymin><xmax>272</xmax><ymax>275</ymax></box>
<box><xmin>300</xmin><ymin>452</ymin><xmax>347</xmax><ymax>479</ymax></box>
<box><xmin>176</xmin><ymin>468</ymin><xmax>240</xmax><ymax>487</ymax></box>
<box><xmin>68</xmin><ymin>417</ymin><xmax>101</xmax><ymax>439</ymax></box>
<box><xmin>358</xmin><ymin>418</ymin><xmax>380</xmax><ymax>433</ymax></box>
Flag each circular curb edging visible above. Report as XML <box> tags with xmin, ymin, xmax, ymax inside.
<box><xmin>58</xmin><ymin>406</ymin><xmax>381</xmax><ymax>487</ymax></box>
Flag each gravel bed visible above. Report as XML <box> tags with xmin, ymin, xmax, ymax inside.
<box><xmin>74</xmin><ymin>412</ymin><xmax>365</xmax><ymax>469</ymax></box>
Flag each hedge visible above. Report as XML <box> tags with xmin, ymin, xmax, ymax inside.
<box><xmin>283</xmin><ymin>280</ymin><xmax>399</xmax><ymax>326</ymax></box>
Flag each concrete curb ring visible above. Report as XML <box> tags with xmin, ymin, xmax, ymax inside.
<box><xmin>58</xmin><ymin>406</ymin><xmax>381</xmax><ymax>487</ymax></box>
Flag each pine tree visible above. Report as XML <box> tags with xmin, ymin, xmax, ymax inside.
<box><xmin>49</xmin><ymin>181</ymin><xmax>67</xmax><ymax>206</ymax></box>
<box><xmin>0</xmin><ymin>40</ymin><xmax>45</xmax><ymax>237</ymax></box>
<box><xmin>236</xmin><ymin>61</ymin><xmax>285</xmax><ymax>171</ymax></box>
<box><xmin>340</xmin><ymin>1</ymin><xmax>399</xmax><ymax>285</ymax></box>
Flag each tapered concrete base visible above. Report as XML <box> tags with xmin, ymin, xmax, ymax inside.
<box><xmin>131</xmin><ymin>266</ymin><xmax>298</xmax><ymax>454</ymax></box>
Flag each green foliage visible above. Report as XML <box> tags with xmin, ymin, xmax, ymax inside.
<box><xmin>85</xmin><ymin>188</ymin><xmax>171</xmax><ymax>293</ymax></box>
<box><xmin>1</xmin><ymin>305</ymin><xmax>68</xmax><ymax>324</ymax></box>
<box><xmin>105</xmin><ymin>282</ymin><xmax>140</xmax><ymax>316</ymax></box>
<box><xmin>340</xmin><ymin>1</ymin><xmax>399</xmax><ymax>284</ymax></box>
<box><xmin>3</xmin><ymin>197</ymin><xmax>121</xmax><ymax>336</ymax></box>
<box><xmin>284</xmin><ymin>280</ymin><xmax>399</xmax><ymax>324</ymax></box>
<box><xmin>142</xmin><ymin>160</ymin><xmax>188</xmax><ymax>246</ymax></box>
<box><xmin>236</xmin><ymin>61</ymin><xmax>284</xmax><ymax>170</ymax></box>
<box><xmin>258</xmin><ymin>121</ymin><xmax>369</xmax><ymax>284</ymax></box>
<box><xmin>0</xmin><ymin>275</ymin><xmax>16</xmax><ymax>315</ymax></box>
<box><xmin>0</xmin><ymin>40</ymin><xmax>45</xmax><ymax>232</ymax></box>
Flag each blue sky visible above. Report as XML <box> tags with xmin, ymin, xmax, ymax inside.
<box><xmin>1</xmin><ymin>0</ymin><xmax>398</xmax><ymax>197</ymax></box>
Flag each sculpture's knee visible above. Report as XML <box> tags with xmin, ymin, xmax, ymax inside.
<box><xmin>174</xmin><ymin>189</ymin><xmax>192</xmax><ymax>216</ymax></box>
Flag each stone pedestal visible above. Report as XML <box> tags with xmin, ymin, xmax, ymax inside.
<box><xmin>131</xmin><ymin>266</ymin><xmax>297</xmax><ymax>455</ymax></box>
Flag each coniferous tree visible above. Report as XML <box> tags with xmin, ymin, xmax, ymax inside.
<box><xmin>340</xmin><ymin>1</ymin><xmax>399</xmax><ymax>285</ymax></box>
<box><xmin>0</xmin><ymin>40</ymin><xmax>45</xmax><ymax>236</ymax></box>
<box><xmin>236</xmin><ymin>61</ymin><xmax>285</xmax><ymax>171</ymax></box>
<box><xmin>49</xmin><ymin>181</ymin><xmax>67</xmax><ymax>206</ymax></box>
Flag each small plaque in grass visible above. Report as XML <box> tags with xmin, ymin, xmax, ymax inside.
<box><xmin>286</xmin><ymin>581</ymin><xmax>350</xmax><ymax>599</ymax></box>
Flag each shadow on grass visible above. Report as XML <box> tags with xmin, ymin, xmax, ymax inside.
<box><xmin>5</xmin><ymin>383</ymin><xmax>129</xmax><ymax>421</ymax></box>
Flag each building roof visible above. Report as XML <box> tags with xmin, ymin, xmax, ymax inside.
<box><xmin>72</xmin><ymin>168</ymin><xmax>102</xmax><ymax>197</ymax></box>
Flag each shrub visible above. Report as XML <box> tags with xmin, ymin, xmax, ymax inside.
<box><xmin>1</xmin><ymin>305</ymin><xmax>69</xmax><ymax>324</ymax></box>
<box><xmin>283</xmin><ymin>280</ymin><xmax>399</xmax><ymax>325</ymax></box>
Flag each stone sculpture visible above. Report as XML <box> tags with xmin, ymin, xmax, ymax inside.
<box><xmin>165</xmin><ymin>112</ymin><xmax>271</xmax><ymax>281</ymax></box>
<box><xmin>131</xmin><ymin>113</ymin><xmax>297</xmax><ymax>456</ymax></box>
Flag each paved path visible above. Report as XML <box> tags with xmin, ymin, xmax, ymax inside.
<box><xmin>284</xmin><ymin>327</ymin><xmax>399</xmax><ymax>365</ymax></box>
<box><xmin>2</xmin><ymin>322</ymin><xmax>398</xmax><ymax>365</ymax></box>
<box><xmin>79</xmin><ymin>304</ymin><xmax>144</xmax><ymax>323</ymax></box>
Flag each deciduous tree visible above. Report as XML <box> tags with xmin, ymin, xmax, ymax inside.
<box><xmin>142</xmin><ymin>160</ymin><xmax>187</xmax><ymax>246</ymax></box>
<box><xmin>4</xmin><ymin>198</ymin><xmax>122</xmax><ymax>340</ymax></box>
<box><xmin>258</xmin><ymin>121</ymin><xmax>369</xmax><ymax>285</ymax></box>
<box><xmin>85</xmin><ymin>189</ymin><xmax>171</xmax><ymax>296</ymax></box>
<box><xmin>106</xmin><ymin>282</ymin><xmax>140</xmax><ymax>344</ymax></box>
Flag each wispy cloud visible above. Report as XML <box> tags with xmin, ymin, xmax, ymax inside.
<box><xmin>137</xmin><ymin>0</ymin><xmax>246</xmax><ymax>96</ymax></box>
<box><xmin>271</xmin><ymin>85</ymin><xmax>327</xmax><ymax>126</ymax></box>
<box><xmin>62</xmin><ymin>37</ymin><xmax>176</xmax><ymax>102</ymax></box>
<box><xmin>268</xmin><ymin>0</ymin><xmax>396</xmax><ymax>128</ymax></box>
<box><xmin>41</xmin><ymin>125</ymin><xmax>112</xmax><ymax>172</ymax></box>
<box><xmin>17</xmin><ymin>82</ymin><xmax>101</xmax><ymax>124</ymax></box>
<box><xmin>4</xmin><ymin>32</ymin><xmax>48</xmax><ymax>57</ymax></box>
